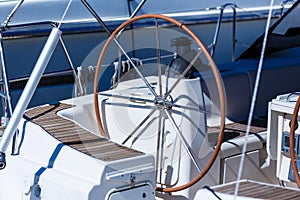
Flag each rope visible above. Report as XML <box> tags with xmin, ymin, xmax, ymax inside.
<box><xmin>234</xmin><ymin>0</ymin><xmax>275</xmax><ymax>198</ymax></box>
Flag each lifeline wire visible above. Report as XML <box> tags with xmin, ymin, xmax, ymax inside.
<box><xmin>233</xmin><ymin>0</ymin><xmax>275</xmax><ymax>198</ymax></box>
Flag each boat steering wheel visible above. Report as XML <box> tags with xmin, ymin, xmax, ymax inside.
<box><xmin>289</xmin><ymin>95</ymin><xmax>300</xmax><ymax>188</ymax></box>
<box><xmin>93</xmin><ymin>14</ymin><xmax>225</xmax><ymax>193</ymax></box>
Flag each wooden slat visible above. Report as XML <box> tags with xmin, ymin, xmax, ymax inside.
<box><xmin>208</xmin><ymin>119</ymin><xmax>267</xmax><ymax>141</ymax></box>
<box><xmin>213</xmin><ymin>181</ymin><xmax>300</xmax><ymax>200</ymax></box>
<box><xmin>24</xmin><ymin>103</ymin><xmax>144</xmax><ymax>162</ymax></box>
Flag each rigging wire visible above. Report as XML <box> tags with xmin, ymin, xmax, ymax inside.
<box><xmin>234</xmin><ymin>0</ymin><xmax>275</xmax><ymax>198</ymax></box>
<box><xmin>58</xmin><ymin>0</ymin><xmax>73</xmax><ymax>29</ymax></box>
<box><xmin>2</xmin><ymin>0</ymin><xmax>24</xmax><ymax>29</ymax></box>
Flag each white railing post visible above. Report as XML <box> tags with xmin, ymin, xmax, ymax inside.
<box><xmin>0</xmin><ymin>27</ymin><xmax>62</xmax><ymax>169</ymax></box>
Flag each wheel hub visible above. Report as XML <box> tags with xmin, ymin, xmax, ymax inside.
<box><xmin>154</xmin><ymin>95</ymin><xmax>173</xmax><ymax>110</ymax></box>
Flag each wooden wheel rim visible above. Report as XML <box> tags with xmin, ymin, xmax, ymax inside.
<box><xmin>290</xmin><ymin>95</ymin><xmax>300</xmax><ymax>187</ymax></box>
<box><xmin>93</xmin><ymin>14</ymin><xmax>225</xmax><ymax>193</ymax></box>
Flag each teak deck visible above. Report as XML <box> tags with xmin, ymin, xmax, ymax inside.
<box><xmin>24</xmin><ymin>103</ymin><xmax>144</xmax><ymax>162</ymax></box>
<box><xmin>213</xmin><ymin>180</ymin><xmax>300</xmax><ymax>199</ymax></box>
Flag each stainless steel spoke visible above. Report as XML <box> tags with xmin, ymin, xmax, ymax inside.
<box><xmin>111</xmin><ymin>36</ymin><xmax>160</xmax><ymax>99</ymax></box>
<box><xmin>164</xmin><ymin>64</ymin><xmax>171</xmax><ymax>98</ymax></box>
<box><xmin>163</xmin><ymin>109</ymin><xmax>201</xmax><ymax>172</ymax></box>
<box><xmin>165</xmin><ymin>49</ymin><xmax>202</xmax><ymax>98</ymax></box>
<box><xmin>122</xmin><ymin>108</ymin><xmax>157</xmax><ymax>145</ymax></box>
<box><xmin>98</xmin><ymin>91</ymin><xmax>155</xmax><ymax>104</ymax></box>
<box><xmin>171</xmin><ymin>103</ymin><xmax>219</xmax><ymax>115</ymax></box>
<box><xmin>155</xmin><ymin>19</ymin><xmax>163</xmax><ymax>97</ymax></box>
<box><xmin>156</xmin><ymin>110</ymin><xmax>164</xmax><ymax>184</ymax></box>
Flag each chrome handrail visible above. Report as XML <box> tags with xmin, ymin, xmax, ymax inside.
<box><xmin>210</xmin><ymin>3</ymin><xmax>237</xmax><ymax>61</ymax></box>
